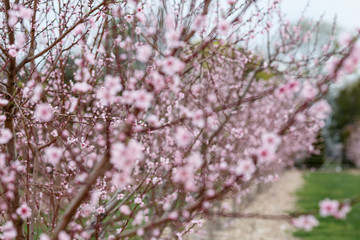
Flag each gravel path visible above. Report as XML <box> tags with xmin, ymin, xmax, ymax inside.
<box><xmin>188</xmin><ymin>170</ymin><xmax>304</xmax><ymax>240</ymax></box>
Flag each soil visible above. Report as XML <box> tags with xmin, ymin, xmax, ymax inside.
<box><xmin>187</xmin><ymin>170</ymin><xmax>304</xmax><ymax>240</ymax></box>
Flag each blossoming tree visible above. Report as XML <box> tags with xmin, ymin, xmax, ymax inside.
<box><xmin>0</xmin><ymin>0</ymin><xmax>359</xmax><ymax>239</ymax></box>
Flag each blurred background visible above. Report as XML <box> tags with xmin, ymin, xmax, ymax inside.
<box><xmin>187</xmin><ymin>1</ymin><xmax>360</xmax><ymax>239</ymax></box>
<box><xmin>279</xmin><ymin>0</ymin><xmax>360</xmax><ymax>170</ymax></box>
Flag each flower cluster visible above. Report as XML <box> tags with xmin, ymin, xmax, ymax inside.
<box><xmin>319</xmin><ymin>198</ymin><xmax>351</xmax><ymax>219</ymax></box>
<box><xmin>110</xmin><ymin>140</ymin><xmax>144</xmax><ymax>189</ymax></box>
<box><xmin>292</xmin><ymin>215</ymin><xmax>319</xmax><ymax>231</ymax></box>
<box><xmin>293</xmin><ymin>198</ymin><xmax>352</xmax><ymax>232</ymax></box>
<box><xmin>0</xmin><ymin>0</ymin><xmax>358</xmax><ymax>239</ymax></box>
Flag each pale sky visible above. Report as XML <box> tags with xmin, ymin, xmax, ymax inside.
<box><xmin>280</xmin><ymin>0</ymin><xmax>360</xmax><ymax>88</ymax></box>
<box><xmin>281</xmin><ymin>0</ymin><xmax>360</xmax><ymax>31</ymax></box>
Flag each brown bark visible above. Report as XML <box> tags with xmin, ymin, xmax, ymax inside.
<box><xmin>4</xmin><ymin>0</ymin><xmax>22</xmax><ymax>238</ymax></box>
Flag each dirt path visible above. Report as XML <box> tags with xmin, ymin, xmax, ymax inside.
<box><xmin>188</xmin><ymin>170</ymin><xmax>304</xmax><ymax>240</ymax></box>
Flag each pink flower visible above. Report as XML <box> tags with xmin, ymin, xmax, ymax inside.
<box><xmin>110</xmin><ymin>140</ymin><xmax>143</xmax><ymax>171</ymax></box>
<box><xmin>120</xmin><ymin>205</ymin><xmax>131</xmax><ymax>215</ymax></box>
<box><xmin>96</xmin><ymin>75</ymin><xmax>123</xmax><ymax>106</ymax></box>
<box><xmin>343</xmin><ymin>51</ymin><xmax>360</xmax><ymax>74</ymax></box>
<box><xmin>334</xmin><ymin>203</ymin><xmax>351</xmax><ymax>219</ymax></box>
<box><xmin>72</xmin><ymin>82</ymin><xmax>92</xmax><ymax>93</ymax></box>
<box><xmin>217</xmin><ymin>19</ymin><xmax>231</xmax><ymax>36</ymax></box>
<box><xmin>85</xmin><ymin>51</ymin><xmax>95</xmax><ymax>64</ymax></box>
<box><xmin>7</xmin><ymin>15</ymin><xmax>18</xmax><ymax>27</ymax></box>
<box><xmin>147</xmin><ymin>71</ymin><xmax>165</xmax><ymax>92</ymax></box>
<box><xmin>235</xmin><ymin>159</ymin><xmax>256</xmax><ymax>181</ymax></box>
<box><xmin>286</xmin><ymin>79</ymin><xmax>300</xmax><ymax>94</ymax></box>
<box><xmin>72</xmin><ymin>23</ymin><xmax>84</xmax><ymax>36</ymax></box>
<box><xmin>192</xmin><ymin>110</ymin><xmax>205</xmax><ymax>128</ymax></box>
<box><xmin>256</xmin><ymin>146</ymin><xmax>275</xmax><ymax>164</ymax></box>
<box><xmin>15</xmin><ymin>33</ymin><xmax>26</xmax><ymax>49</ymax></box>
<box><xmin>134</xmin><ymin>197</ymin><xmax>142</xmax><ymax>204</ymax></box>
<box><xmin>275</xmin><ymin>84</ymin><xmax>287</xmax><ymax>99</ymax></box>
<box><xmin>147</xmin><ymin>114</ymin><xmax>161</xmax><ymax>127</ymax></box>
<box><xmin>136</xmin><ymin>45</ymin><xmax>152</xmax><ymax>63</ymax></box>
<box><xmin>96</xmin><ymin>206</ymin><xmax>105</xmax><ymax>214</ymax></box>
<box><xmin>1</xmin><ymin>221</ymin><xmax>17</xmax><ymax>239</ymax></box>
<box><xmin>0</xmin><ymin>115</ymin><xmax>6</xmax><ymax>123</ymax></box>
<box><xmin>96</xmin><ymin>88</ymin><xmax>116</xmax><ymax>106</ymax></box>
<box><xmin>104</xmin><ymin>75</ymin><xmax>122</xmax><ymax>94</ymax></box>
<box><xmin>133</xmin><ymin>89</ymin><xmax>153</xmax><ymax>110</ymax></box>
<box><xmin>7</xmin><ymin>9</ymin><xmax>18</xmax><ymax>27</ymax></box>
<box><xmin>165</xmin><ymin>30</ymin><xmax>184</xmax><ymax>49</ymax></box>
<box><xmin>112</xmin><ymin>172</ymin><xmax>132</xmax><ymax>189</ymax></box>
<box><xmin>74</xmin><ymin>68</ymin><xmax>91</xmax><ymax>82</ymax></box>
<box><xmin>339</xmin><ymin>32</ymin><xmax>352</xmax><ymax>46</ymax></box>
<box><xmin>276</xmin><ymin>80</ymin><xmax>300</xmax><ymax>99</ymax></box>
<box><xmin>58</xmin><ymin>231</ymin><xmax>71</xmax><ymax>240</ymax></box>
<box><xmin>160</xmin><ymin>57</ymin><xmax>185</xmax><ymax>76</ymax></box>
<box><xmin>125</xmin><ymin>15</ymin><xmax>134</xmax><ymax>23</ymax></box>
<box><xmin>292</xmin><ymin>215</ymin><xmax>319</xmax><ymax>231</ymax></box>
<box><xmin>35</xmin><ymin>103</ymin><xmax>53</xmax><ymax>122</ymax></box>
<box><xmin>136</xmin><ymin>12</ymin><xmax>146</xmax><ymax>24</ymax></box>
<box><xmin>39</xmin><ymin>233</ymin><xmax>50</xmax><ymax>240</ymax></box>
<box><xmin>0</xmin><ymin>128</ymin><xmax>13</xmax><ymax>144</ymax></box>
<box><xmin>310</xmin><ymin>100</ymin><xmax>332</xmax><ymax>120</ymax></box>
<box><xmin>16</xmin><ymin>203</ymin><xmax>32</xmax><ymax>219</ymax></box>
<box><xmin>110</xmin><ymin>143</ymin><xmax>127</xmax><ymax>168</ymax></box>
<box><xmin>191</xmin><ymin>15</ymin><xmax>206</xmax><ymax>30</ymax></box>
<box><xmin>172</xmin><ymin>166</ymin><xmax>194</xmax><ymax>184</ymax></box>
<box><xmin>0</xmin><ymin>99</ymin><xmax>9</xmax><ymax>106</ymax></box>
<box><xmin>187</xmin><ymin>152</ymin><xmax>203</xmax><ymax>169</ymax></box>
<box><xmin>112</xmin><ymin>6</ymin><xmax>123</xmax><ymax>17</ymax></box>
<box><xmin>45</xmin><ymin>147</ymin><xmax>63</xmax><ymax>166</ymax></box>
<box><xmin>165</xmin><ymin>14</ymin><xmax>175</xmax><ymax>29</ymax></box>
<box><xmin>126</xmin><ymin>140</ymin><xmax>144</xmax><ymax>160</ymax></box>
<box><xmin>8</xmin><ymin>45</ymin><xmax>18</xmax><ymax>58</ymax></box>
<box><xmin>18</xmin><ymin>5</ymin><xmax>33</xmax><ymax>20</ymax></box>
<box><xmin>30</xmin><ymin>84</ymin><xmax>43</xmax><ymax>103</ymax></box>
<box><xmin>261</xmin><ymin>132</ymin><xmax>281</xmax><ymax>150</ymax></box>
<box><xmin>319</xmin><ymin>198</ymin><xmax>339</xmax><ymax>217</ymax></box>
<box><xmin>326</xmin><ymin>57</ymin><xmax>340</xmax><ymax>78</ymax></box>
<box><xmin>301</xmin><ymin>81</ymin><xmax>319</xmax><ymax>100</ymax></box>
<box><xmin>174</xmin><ymin>127</ymin><xmax>192</xmax><ymax>147</ymax></box>
<box><xmin>227</xmin><ymin>0</ymin><xmax>238</xmax><ymax>4</ymax></box>
<box><xmin>168</xmin><ymin>211</ymin><xmax>178</xmax><ymax>220</ymax></box>
<box><xmin>207</xmin><ymin>115</ymin><xmax>218</xmax><ymax>130</ymax></box>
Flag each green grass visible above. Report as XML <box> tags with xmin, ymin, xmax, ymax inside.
<box><xmin>294</xmin><ymin>172</ymin><xmax>360</xmax><ymax>240</ymax></box>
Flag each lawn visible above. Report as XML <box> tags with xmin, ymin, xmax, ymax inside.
<box><xmin>294</xmin><ymin>171</ymin><xmax>360</xmax><ymax>240</ymax></box>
